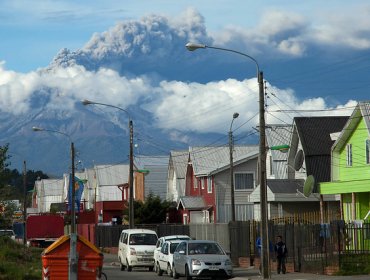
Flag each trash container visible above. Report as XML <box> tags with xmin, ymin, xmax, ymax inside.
<box><xmin>42</xmin><ymin>234</ymin><xmax>104</xmax><ymax>279</ymax></box>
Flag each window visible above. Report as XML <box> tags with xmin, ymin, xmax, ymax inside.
<box><xmin>201</xmin><ymin>178</ymin><xmax>205</xmax><ymax>189</ymax></box>
<box><xmin>207</xmin><ymin>176</ymin><xmax>212</xmax><ymax>193</ymax></box>
<box><xmin>234</xmin><ymin>173</ymin><xmax>254</xmax><ymax>190</ymax></box>
<box><xmin>269</xmin><ymin>156</ymin><xmax>274</xmax><ymax>175</ymax></box>
<box><xmin>193</xmin><ymin>177</ymin><xmax>197</xmax><ymax>189</ymax></box>
<box><xmin>346</xmin><ymin>144</ymin><xmax>352</xmax><ymax>166</ymax></box>
<box><xmin>366</xmin><ymin>140</ymin><xmax>370</xmax><ymax>164</ymax></box>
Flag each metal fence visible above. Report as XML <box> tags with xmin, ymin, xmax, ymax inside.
<box><xmin>93</xmin><ymin>221</ymin><xmax>370</xmax><ymax>273</ymax></box>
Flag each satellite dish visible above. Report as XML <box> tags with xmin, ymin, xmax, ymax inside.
<box><xmin>303</xmin><ymin>175</ymin><xmax>315</xmax><ymax>197</ymax></box>
<box><xmin>294</xmin><ymin>149</ymin><xmax>304</xmax><ymax>171</ymax></box>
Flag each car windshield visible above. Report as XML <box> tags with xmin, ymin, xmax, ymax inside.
<box><xmin>170</xmin><ymin>242</ymin><xmax>180</xmax><ymax>254</ymax></box>
<box><xmin>129</xmin><ymin>233</ymin><xmax>157</xmax><ymax>245</ymax></box>
<box><xmin>188</xmin><ymin>242</ymin><xmax>224</xmax><ymax>255</ymax></box>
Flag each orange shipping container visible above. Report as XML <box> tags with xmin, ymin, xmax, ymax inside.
<box><xmin>42</xmin><ymin>234</ymin><xmax>103</xmax><ymax>279</ymax></box>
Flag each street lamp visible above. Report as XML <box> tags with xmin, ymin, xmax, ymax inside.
<box><xmin>32</xmin><ymin>126</ymin><xmax>78</xmax><ymax>280</ymax></box>
<box><xmin>229</xmin><ymin>112</ymin><xmax>239</xmax><ymax>222</ymax></box>
<box><xmin>81</xmin><ymin>99</ymin><xmax>135</xmax><ymax>229</ymax></box>
<box><xmin>186</xmin><ymin>42</ymin><xmax>269</xmax><ymax>279</ymax></box>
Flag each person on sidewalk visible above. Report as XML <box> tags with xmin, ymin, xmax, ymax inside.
<box><xmin>274</xmin><ymin>235</ymin><xmax>287</xmax><ymax>274</ymax></box>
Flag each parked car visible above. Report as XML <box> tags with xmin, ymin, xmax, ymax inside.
<box><xmin>118</xmin><ymin>228</ymin><xmax>158</xmax><ymax>272</ymax></box>
<box><xmin>156</xmin><ymin>240</ymin><xmax>182</xmax><ymax>277</ymax></box>
<box><xmin>173</xmin><ymin>240</ymin><xmax>233</xmax><ymax>279</ymax></box>
<box><xmin>154</xmin><ymin>234</ymin><xmax>191</xmax><ymax>270</ymax></box>
<box><xmin>0</xmin><ymin>229</ymin><xmax>16</xmax><ymax>240</ymax></box>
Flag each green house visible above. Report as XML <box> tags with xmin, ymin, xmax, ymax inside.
<box><xmin>320</xmin><ymin>102</ymin><xmax>370</xmax><ymax>223</ymax></box>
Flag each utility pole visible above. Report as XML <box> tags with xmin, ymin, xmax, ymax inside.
<box><xmin>129</xmin><ymin>120</ymin><xmax>134</xmax><ymax>229</ymax></box>
<box><xmin>259</xmin><ymin>71</ymin><xmax>269</xmax><ymax>279</ymax></box>
<box><xmin>229</xmin><ymin>112</ymin><xmax>239</xmax><ymax>222</ymax></box>
<box><xmin>22</xmin><ymin>161</ymin><xmax>27</xmax><ymax>247</ymax></box>
<box><xmin>69</xmin><ymin>142</ymin><xmax>78</xmax><ymax>280</ymax></box>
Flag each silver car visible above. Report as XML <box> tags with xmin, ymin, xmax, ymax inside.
<box><xmin>172</xmin><ymin>240</ymin><xmax>233</xmax><ymax>279</ymax></box>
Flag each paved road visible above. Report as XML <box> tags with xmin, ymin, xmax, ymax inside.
<box><xmin>102</xmin><ymin>253</ymin><xmax>369</xmax><ymax>280</ymax></box>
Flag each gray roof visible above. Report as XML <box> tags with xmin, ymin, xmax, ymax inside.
<box><xmin>95</xmin><ymin>164</ymin><xmax>129</xmax><ymax>186</ymax></box>
<box><xmin>267</xmin><ymin>179</ymin><xmax>305</xmax><ymax>194</ymax></box>
<box><xmin>35</xmin><ymin>179</ymin><xmax>64</xmax><ymax>196</ymax></box>
<box><xmin>177</xmin><ymin>196</ymin><xmax>208</xmax><ymax>210</ymax></box>
<box><xmin>190</xmin><ymin>145</ymin><xmax>259</xmax><ymax>176</ymax></box>
<box><xmin>170</xmin><ymin>150</ymin><xmax>189</xmax><ymax>179</ymax></box>
<box><xmin>135</xmin><ymin>155</ymin><xmax>169</xmax><ymax>200</ymax></box>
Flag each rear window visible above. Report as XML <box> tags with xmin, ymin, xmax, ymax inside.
<box><xmin>129</xmin><ymin>233</ymin><xmax>157</xmax><ymax>245</ymax></box>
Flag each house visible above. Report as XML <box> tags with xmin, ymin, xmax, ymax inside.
<box><xmin>320</xmin><ymin>102</ymin><xmax>370</xmax><ymax>222</ymax></box>
<box><xmin>251</xmin><ymin>116</ymin><xmax>348</xmax><ymax>221</ymax></box>
<box><xmin>135</xmin><ymin>155</ymin><xmax>169</xmax><ymax>200</ymax></box>
<box><xmin>179</xmin><ymin>145</ymin><xmax>259</xmax><ymax>224</ymax></box>
<box><xmin>32</xmin><ymin>178</ymin><xmax>65</xmax><ymax>213</ymax></box>
<box><xmin>167</xmin><ymin>150</ymin><xmax>189</xmax><ymax>202</ymax></box>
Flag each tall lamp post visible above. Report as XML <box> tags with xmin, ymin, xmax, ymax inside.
<box><xmin>32</xmin><ymin>127</ymin><xmax>78</xmax><ymax>280</ymax></box>
<box><xmin>186</xmin><ymin>43</ymin><xmax>269</xmax><ymax>279</ymax></box>
<box><xmin>81</xmin><ymin>99</ymin><xmax>135</xmax><ymax>229</ymax></box>
<box><xmin>229</xmin><ymin>112</ymin><xmax>239</xmax><ymax>222</ymax></box>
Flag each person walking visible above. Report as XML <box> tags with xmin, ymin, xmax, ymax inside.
<box><xmin>274</xmin><ymin>235</ymin><xmax>287</xmax><ymax>274</ymax></box>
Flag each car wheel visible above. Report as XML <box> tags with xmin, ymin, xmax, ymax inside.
<box><xmin>126</xmin><ymin>259</ymin><xmax>132</xmax><ymax>272</ymax></box>
<box><xmin>119</xmin><ymin>257</ymin><xmax>125</xmax><ymax>271</ymax></box>
<box><xmin>172</xmin><ymin>266</ymin><xmax>179</xmax><ymax>279</ymax></box>
<box><xmin>185</xmin><ymin>265</ymin><xmax>192</xmax><ymax>280</ymax></box>
<box><xmin>167</xmin><ymin>263</ymin><xmax>173</xmax><ymax>277</ymax></box>
<box><xmin>156</xmin><ymin>263</ymin><xmax>163</xmax><ymax>275</ymax></box>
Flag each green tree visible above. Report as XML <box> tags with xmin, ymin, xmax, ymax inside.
<box><xmin>124</xmin><ymin>193</ymin><xmax>171</xmax><ymax>224</ymax></box>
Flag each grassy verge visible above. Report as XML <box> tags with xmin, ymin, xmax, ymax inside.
<box><xmin>0</xmin><ymin>237</ymin><xmax>43</xmax><ymax>280</ymax></box>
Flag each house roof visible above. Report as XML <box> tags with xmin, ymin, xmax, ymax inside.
<box><xmin>294</xmin><ymin>116</ymin><xmax>349</xmax><ymax>156</ymax></box>
<box><xmin>177</xmin><ymin>196</ymin><xmax>209</xmax><ymax>210</ymax></box>
<box><xmin>333</xmin><ymin>101</ymin><xmax>370</xmax><ymax>152</ymax></box>
<box><xmin>170</xmin><ymin>150</ymin><xmax>189</xmax><ymax>179</ymax></box>
<box><xmin>267</xmin><ymin>179</ymin><xmax>305</xmax><ymax>194</ymax></box>
<box><xmin>292</xmin><ymin>116</ymin><xmax>349</xmax><ymax>185</ymax></box>
<box><xmin>189</xmin><ymin>145</ymin><xmax>259</xmax><ymax>176</ymax></box>
<box><xmin>135</xmin><ymin>155</ymin><xmax>169</xmax><ymax>200</ymax></box>
<box><xmin>94</xmin><ymin>164</ymin><xmax>129</xmax><ymax>186</ymax></box>
<box><xmin>35</xmin><ymin>179</ymin><xmax>65</xmax><ymax>196</ymax></box>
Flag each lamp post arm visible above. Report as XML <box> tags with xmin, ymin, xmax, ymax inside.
<box><xmin>81</xmin><ymin>100</ymin><xmax>131</xmax><ymax>120</ymax></box>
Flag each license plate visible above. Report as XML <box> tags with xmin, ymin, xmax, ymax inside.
<box><xmin>209</xmin><ymin>266</ymin><xmax>219</xmax><ymax>271</ymax></box>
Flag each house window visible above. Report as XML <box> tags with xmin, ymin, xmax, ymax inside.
<box><xmin>207</xmin><ymin>177</ymin><xmax>212</xmax><ymax>193</ymax></box>
<box><xmin>346</xmin><ymin>144</ymin><xmax>352</xmax><ymax>166</ymax></box>
<box><xmin>234</xmin><ymin>173</ymin><xmax>254</xmax><ymax>190</ymax></box>
<box><xmin>183</xmin><ymin>214</ymin><xmax>188</xmax><ymax>225</ymax></box>
<box><xmin>194</xmin><ymin>177</ymin><xmax>197</xmax><ymax>189</ymax></box>
<box><xmin>201</xmin><ymin>178</ymin><xmax>205</xmax><ymax>189</ymax></box>
<box><xmin>366</xmin><ymin>140</ymin><xmax>370</xmax><ymax>164</ymax></box>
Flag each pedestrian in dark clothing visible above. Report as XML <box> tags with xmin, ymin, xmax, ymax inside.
<box><xmin>274</xmin><ymin>235</ymin><xmax>287</xmax><ymax>274</ymax></box>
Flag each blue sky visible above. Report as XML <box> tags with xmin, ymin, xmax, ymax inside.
<box><xmin>1</xmin><ymin>0</ymin><xmax>370</xmax><ymax>137</ymax></box>
<box><xmin>1</xmin><ymin>0</ymin><xmax>363</xmax><ymax>72</ymax></box>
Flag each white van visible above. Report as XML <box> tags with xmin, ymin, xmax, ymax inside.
<box><xmin>118</xmin><ymin>229</ymin><xmax>158</xmax><ymax>272</ymax></box>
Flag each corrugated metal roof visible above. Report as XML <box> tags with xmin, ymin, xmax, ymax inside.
<box><xmin>267</xmin><ymin>179</ymin><xmax>304</xmax><ymax>194</ymax></box>
<box><xmin>40</xmin><ymin>179</ymin><xmax>64</xmax><ymax>196</ymax></box>
<box><xmin>95</xmin><ymin>164</ymin><xmax>129</xmax><ymax>186</ymax></box>
<box><xmin>135</xmin><ymin>155</ymin><xmax>169</xmax><ymax>200</ymax></box>
<box><xmin>177</xmin><ymin>196</ymin><xmax>207</xmax><ymax>210</ymax></box>
<box><xmin>190</xmin><ymin>145</ymin><xmax>259</xmax><ymax>176</ymax></box>
<box><xmin>170</xmin><ymin>150</ymin><xmax>189</xmax><ymax>179</ymax></box>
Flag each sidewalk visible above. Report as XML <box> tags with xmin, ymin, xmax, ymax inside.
<box><xmin>232</xmin><ymin>267</ymin><xmax>370</xmax><ymax>280</ymax></box>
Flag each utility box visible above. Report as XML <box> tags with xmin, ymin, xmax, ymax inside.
<box><xmin>41</xmin><ymin>234</ymin><xmax>104</xmax><ymax>279</ymax></box>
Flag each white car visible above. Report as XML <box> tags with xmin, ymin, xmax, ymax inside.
<box><xmin>0</xmin><ymin>229</ymin><xmax>16</xmax><ymax>241</ymax></box>
<box><xmin>154</xmin><ymin>235</ymin><xmax>191</xmax><ymax>271</ymax></box>
<box><xmin>118</xmin><ymin>229</ymin><xmax>158</xmax><ymax>272</ymax></box>
<box><xmin>173</xmin><ymin>240</ymin><xmax>233</xmax><ymax>279</ymax></box>
<box><xmin>155</xmin><ymin>240</ymin><xmax>182</xmax><ymax>277</ymax></box>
